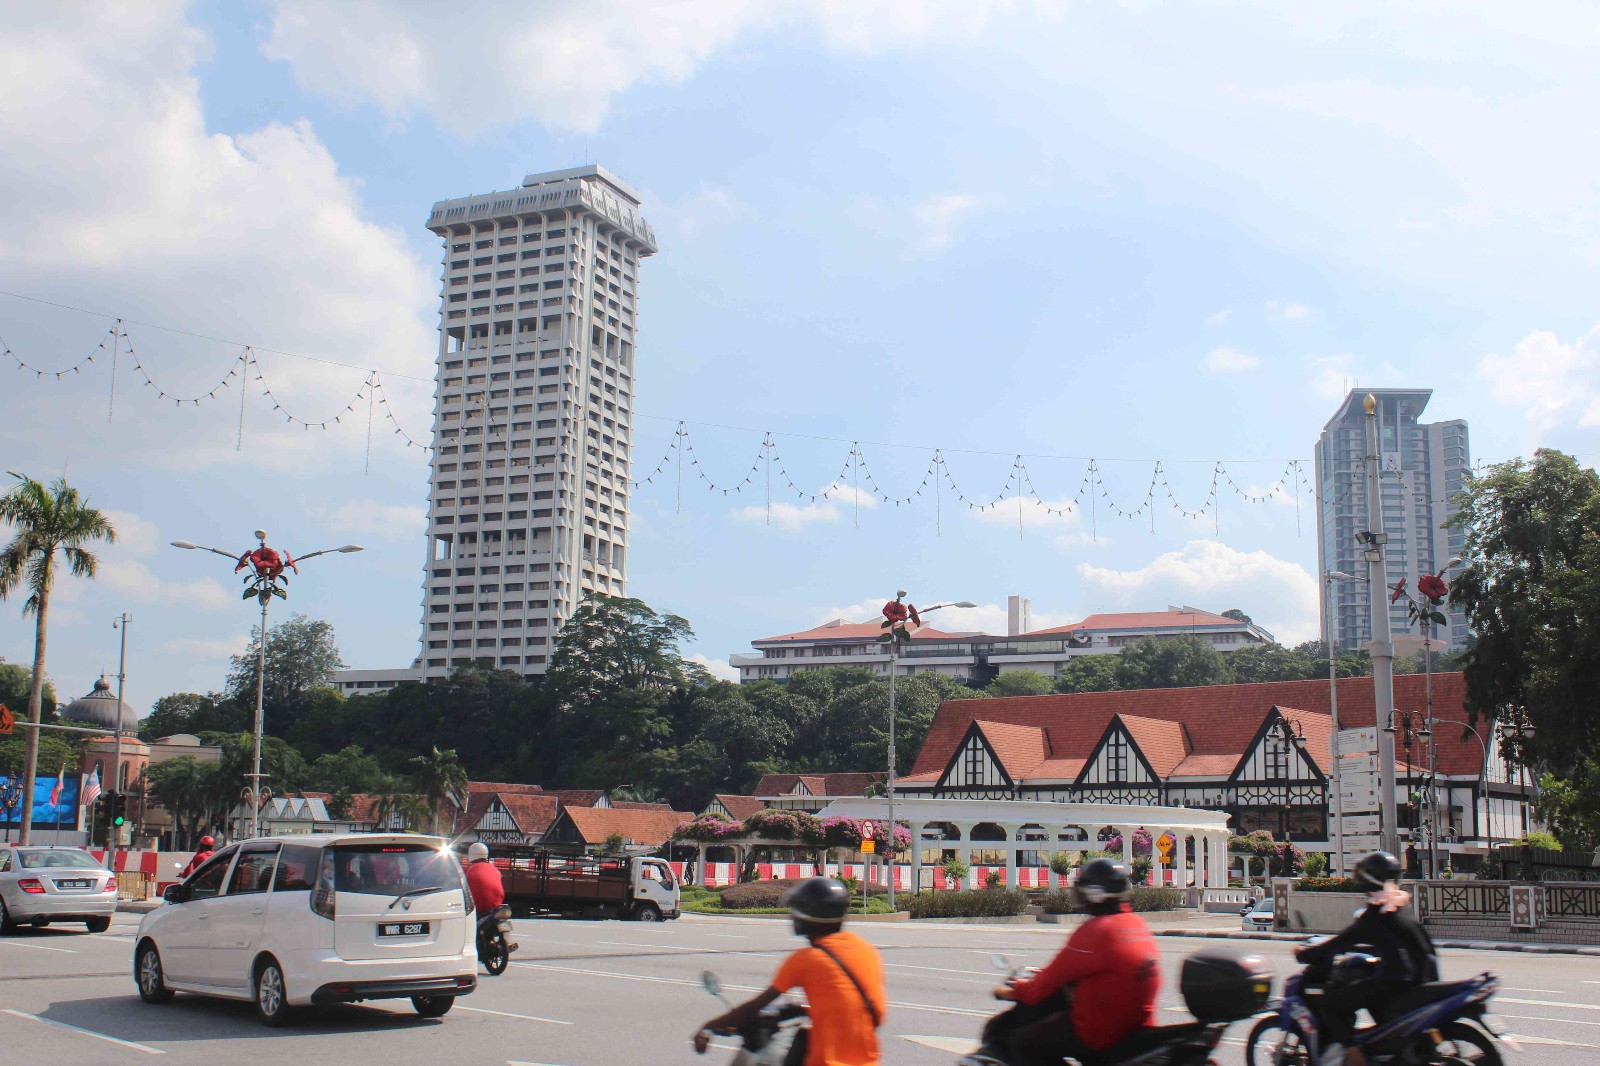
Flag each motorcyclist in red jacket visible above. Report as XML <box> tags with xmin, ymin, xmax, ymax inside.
<box><xmin>179</xmin><ymin>836</ymin><xmax>216</xmax><ymax>879</ymax></box>
<box><xmin>464</xmin><ymin>842</ymin><xmax>504</xmax><ymax>913</ymax></box>
<box><xmin>983</xmin><ymin>858</ymin><xmax>1161</xmax><ymax>1065</ymax></box>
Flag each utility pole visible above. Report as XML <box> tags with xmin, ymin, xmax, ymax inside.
<box><xmin>1361</xmin><ymin>394</ymin><xmax>1401</xmax><ymax>856</ymax></box>
<box><xmin>110</xmin><ymin>613</ymin><xmax>130</xmax><ymax>870</ymax></box>
<box><xmin>1324</xmin><ymin>571</ymin><xmax>1354</xmax><ymax>874</ymax></box>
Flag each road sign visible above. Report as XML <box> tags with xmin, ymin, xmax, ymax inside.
<box><xmin>1156</xmin><ymin>833</ymin><xmax>1173</xmax><ymax>859</ymax></box>
<box><xmin>1341</xmin><ymin>753</ymin><xmax>1379</xmax><ymax>775</ymax></box>
<box><xmin>860</xmin><ymin>839</ymin><xmax>876</xmax><ymax>854</ymax></box>
<box><xmin>1343</xmin><ymin>834</ymin><xmax>1383</xmax><ymax>853</ymax></box>
<box><xmin>0</xmin><ymin>704</ymin><xmax>11</xmax><ymax>735</ymax></box>
<box><xmin>1340</xmin><ymin>786</ymin><xmax>1381</xmax><ymax>812</ymax></box>
<box><xmin>1341</xmin><ymin>815</ymin><xmax>1382</xmax><ymax>835</ymax></box>
<box><xmin>1336</xmin><ymin>727</ymin><xmax>1377</xmax><ymax>755</ymax></box>
<box><xmin>861</xmin><ymin>820</ymin><xmax>876</xmax><ymax>839</ymax></box>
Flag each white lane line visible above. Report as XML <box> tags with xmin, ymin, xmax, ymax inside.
<box><xmin>1504</xmin><ymin>987</ymin><xmax>1567</xmax><ymax>995</ymax></box>
<box><xmin>456</xmin><ymin>1005</ymin><xmax>571</xmax><ymax>1025</ymax></box>
<box><xmin>596</xmin><ymin>940</ymin><xmax>778</xmax><ymax>959</ymax></box>
<box><xmin>1501</xmin><ymin>996</ymin><xmax>1600</xmax><ymax>1012</ymax></box>
<box><xmin>887</xmin><ymin>961</ymin><xmax>1011</xmax><ymax>979</ymax></box>
<box><xmin>1514</xmin><ymin>1035</ymin><xmax>1594</xmax><ymax>1048</ymax></box>
<box><xmin>0</xmin><ymin>1009</ymin><xmax>164</xmax><ymax>1055</ymax></box>
<box><xmin>701</xmin><ymin>933</ymin><xmax>748</xmax><ymax>939</ymax></box>
<box><xmin>0</xmin><ymin>940</ymin><xmax>76</xmax><ymax>953</ymax></box>
<box><xmin>1493</xmin><ymin>1011</ymin><xmax>1600</xmax><ymax>1030</ymax></box>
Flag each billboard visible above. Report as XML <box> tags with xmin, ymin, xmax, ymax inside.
<box><xmin>0</xmin><ymin>774</ymin><xmax>80</xmax><ymax>827</ymax></box>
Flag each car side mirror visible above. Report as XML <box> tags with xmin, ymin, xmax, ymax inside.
<box><xmin>163</xmin><ymin>884</ymin><xmax>189</xmax><ymax>904</ymax></box>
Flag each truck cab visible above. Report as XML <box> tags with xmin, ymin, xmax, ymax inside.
<box><xmin>631</xmin><ymin>857</ymin><xmax>679</xmax><ymax>922</ymax></box>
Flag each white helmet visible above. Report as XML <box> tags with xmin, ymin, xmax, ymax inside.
<box><xmin>467</xmin><ymin>842</ymin><xmax>490</xmax><ymax>862</ymax></box>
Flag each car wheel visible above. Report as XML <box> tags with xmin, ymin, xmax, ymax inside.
<box><xmin>255</xmin><ymin>958</ymin><xmax>292</xmax><ymax>1026</ymax></box>
<box><xmin>0</xmin><ymin>897</ymin><xmax>15</xmax><ymax>935</ymax></box>
<box><xmin>633</xmin><ymin>903</ymin><xmax>662</xmax><ymax>923</ymax></box>
<box><xmin>412</xmin><ymin>995</ymin><xmax>454</xmax><ymax>1018</ymax></box>
<box><xmin>86</xmin><ymin>917</ymin><xmax>111</xmax><ymax>933</ymax></box>
<box><xmin>136</xmin><ymin>941</ymin><xmax>175</xmax><ymax>1004</ymax></box>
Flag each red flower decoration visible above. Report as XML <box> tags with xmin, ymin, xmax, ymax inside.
<box><xmin>907</xmin><ymin>604</ymin><xmax>922</xmax><ymax>627</ymax></box>
<box><xmin>1417</xmin><ymin>574</ymin><xmax>1448</xmax><ymax>604</ymax></box>
<box><xmin>1389</xmin><ymin>578</ymin><xmax>1408</xmax><ymax>604</ymax></box>
<box><xmin>235</xmin><ymin>546</ymin><xmax>298</xmax><ymax>579</ymax></box>
<box><xmin>882</xmin><ymin>600</ymin><xmax>908</xmax><ymax>623</ymax></box>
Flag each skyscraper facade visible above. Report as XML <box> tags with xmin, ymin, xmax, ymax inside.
<box><xmin>1314</xmin><ymin>389</ymin><xmax>1470</xmax><ymax>653</ymax></box>
<box><xmin>417</xmin><ymin>165</ymin><xmax>656</xmax><ymax>680</ymax></box>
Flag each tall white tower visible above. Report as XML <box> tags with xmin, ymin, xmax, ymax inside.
<box><xmin>419</xmin><ymin>165</ymin><xmax>656</xmax><ymax>680</ymax></box>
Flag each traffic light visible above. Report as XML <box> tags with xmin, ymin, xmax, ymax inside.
<box><xmin>110</xmin><ymin>792</ymin><xmax>128</xmax><ymax>828</ymax></box>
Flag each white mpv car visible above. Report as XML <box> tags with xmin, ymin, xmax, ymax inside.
<box><xmin>134</xmin><ymin>833</ymin><xmax>477</xmax><ymax>1025</ymax></box>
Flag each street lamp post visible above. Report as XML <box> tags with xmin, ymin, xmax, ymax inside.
<box><xmin>1359</xmin><ymin>394</ymin><xmax>1401</xmax><ymax>856</ymax></box>
<box><xmin>109</xmin><ymin>613</ymin><xmax>131</xmax><ymax>871</ymax></box>
<box><xmin>882</xmin><ymin>594</ymin><xmax>975</xmax><ymax>910</ymax></box>
<box><xmin>171</xmin><ymin>532</ymin><xmax>362</xmax><ymax>839</ymax></box>
<box><xmin>1323</xmin><ymin>570</ymin><xmax>1355</xmax><ymax>874</ymax></box>
<box><xmin>1421</xmin><ymin>557</ymin><xmax>1463</xmax><ymax>880</ymax></box>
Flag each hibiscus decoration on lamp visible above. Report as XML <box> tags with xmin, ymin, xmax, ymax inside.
<box><xmin>1394</xmin><ymin>570</ymin><xmax>1452</xmax><ymax>628</ymax></box>
<box><xmin>880</xmin><ymin>590</ymin><xmax>922</xmax><ymax>647</ymax></box>
<box><xmin>234</xmin><ymin>529</ymin><xmax>298</xmax><ymax>606</ymax></box>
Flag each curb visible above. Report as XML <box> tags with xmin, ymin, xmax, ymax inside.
<box><xmin>1154</xmin><ymin>928</ymin><xmax>1600</xmax><ymax>956</ymax></box>
<box><xmin>119</xmin><ymin>900</ymin><xmax>162</xmax><ymax>914</ymax></box>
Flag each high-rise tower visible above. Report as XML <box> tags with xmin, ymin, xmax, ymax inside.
<box><xmin>417</xmin><ymin>165</ymin><xmax>656</xmax><ymax>680</ymax></box>
<box><xmin>1314</xmin><ymin>389</ymin><xmax>1470</xmax><ymax>653</ymax></box>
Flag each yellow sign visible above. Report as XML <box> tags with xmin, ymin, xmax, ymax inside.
<box><xmin>860</xmin><ymin>839</ymin><xmax>876</xmax><ymax>854</ymax></box>
<box><xmin>1156</xmin><ymin>833</ymin><xmax>1173</xmax><ymax>860</ymax></box>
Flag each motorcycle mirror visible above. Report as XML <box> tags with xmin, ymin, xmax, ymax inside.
<box><xmin>991</xmin><ymin>954</ymin><xmax>1013</xmax><ymax>973</ymax></box>
<box><xmin>701</xmin><ymin>971</ymin><xmax>722</xmax><ymax>998</ymax></box>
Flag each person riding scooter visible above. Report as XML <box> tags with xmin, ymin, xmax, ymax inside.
<box><xmin>1295</xmin><ymin>851</ymin><xmax>1439</xmax><ymax>1066</ymax></box>
<box><xmin>179</xmin><ymin>835</ymin><xmax>216</xmax><ymax>878</ymax></box>
<box><xmin>982</xmin><ymin>858</ymin><xmax>1161</xmax><ymax>1066</ymax></box>
<box><xmin>465</xmin><ymin>842</ymin><xmax>504</xmax><ymax>913</ymax></box>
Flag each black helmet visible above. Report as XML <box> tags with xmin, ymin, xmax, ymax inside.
<box><xmin>1352</xmin><ymin>851</ymin><xmax>1402</xmax><ymax>892</ymax></box>
<box><xmin>783</xmin><ymin>877</ymin><xmax>850</xmax><ymax>927</ymax></box>
<box><xmin>1073</xmin><ymin>858</ymin><xmax>1132</xmax><ymax>908</ymax></box>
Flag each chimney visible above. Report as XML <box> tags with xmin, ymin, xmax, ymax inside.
<box><xmin>1007</xmin><ymin>595</ymin><xmax>1032</xmax><ymax>636</ymax></box>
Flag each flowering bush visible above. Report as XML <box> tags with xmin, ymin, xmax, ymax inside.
<box><xmin>1229</xmin><ymin>831</ymin><xmax>1304</xmax><ymax>876</ymax></box>
<box><xmin>743</xmin><ymin>809</ymin><xmax>824</xmax><ymax>845</ymax></box>
<box><xmin>674</xmin><ymin>814</ymin><xmax>746</xmax><ymax>843</ymax></box>
<box><xmin>1102</xmin><ymin>828</ymin><xmax>1153</xmax><ymax>857</ymax></box>
<box><xmin>818</xmin><ymin>816</ymin><xmax>910</xmax><ymax>851</ymax></box>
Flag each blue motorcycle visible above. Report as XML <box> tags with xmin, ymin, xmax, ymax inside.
<box><xmin>1245</xmin><ymin>955</ymin><xmax>1516</xmax><ymax>1066</ymax></box>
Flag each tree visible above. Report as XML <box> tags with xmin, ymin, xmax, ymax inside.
<box><xmin>1225</xmin><ymin>644</ymin><xmax>1318</xmax><ymax>684</ymax></box>
<box><xmin>0</xmin><ymin>473</ymin><xmax>116</xmax><ymax>842</ymax></box>
<box><xmin>546</xmin><ymin>594</ymin><xmax>703</xmax><ymax>702</ymax></box>
<box><xmin>0</xmin><ymin>660</ymin><xmax>55</xmax><ymax>717</ymax></box>
<box><xmin>408</xmin><ymin>745</ymin><xmax>468</xmax><ymax>835</ymax></box>
<box><xmin>138</xmin><ymin>692</ymin><xmax>246</xmax><ymax>740</ymax></box>
<box><xmin>1114</xmin><ymin>635</ymin><xmax>1231</xmax><ymax>690</ymax></box>
<box><xmin>1222</xmin><ymin>608</ymin><xmax>1254</xmax><ymax>625</ymax></box>
<box><xmin>144</xmin><ymin>756</ymin><xmax>222</xmax><ymax>849</ymax></box>
<box><xmin>1450</xmin><ymin>450</ymin><xmax>1600</xmax><ymax>774</ymax></box>
<box><xmin>225</xmin><ymin>613</ymin><xmax>345</xmax><ymax>740</ymax></box>
<box><xmin>978</xmin><ymin>670</ymin><xmax>1054</xmax><ymax>698</ymax></box>
<box><xmin>1053</xmin><ymin>656</ymin><xmax>1120</xmax><ymax>694</ymax></box>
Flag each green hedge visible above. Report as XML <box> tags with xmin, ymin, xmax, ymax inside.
<box><xmin>1294</xmin><ymin>877</ymin><xmax>1364</xmax><ymax>893</ymax></box>
<box><xmin>905</xmin><ymin>888</ymin><xmax>1029</xmax><ymax>919</ymax></box>
<box><xmin>1039</xmin><ymin>887</ymin><xmax>1184</xmax><ymax>913</ymax></box>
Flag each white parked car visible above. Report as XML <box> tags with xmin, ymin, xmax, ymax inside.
<box><xmin>134</xmin><ymin>833</ymin><xmax>477</xmax><ymax>1025</ymax></box>
<box><xmin>1241</xmin><ymin>896</ymin><xmax>1274</xmax><ymax>931</ymax></box>
<box><xmin>0</xmin><ymin>845</ymin><xmax>118</xmax><ymax>933</ymax></box>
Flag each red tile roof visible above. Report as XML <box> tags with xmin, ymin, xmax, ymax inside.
<box><xmin>466</xmin><ymin>780</ymin><xmax>545</xmax><ymax>795</ymax></box>
<box><xmin>1028</xmin><ymin>608</ymin><xmax>1247</xmax><ymax>636</ymax></box>
<box><xmin>973</xmin><ymin>720</ymin><xmax>1050</xmax><ymax>779</ymax></box>
<box><xmin>610</xmin><ymin>801</ymin><xmax>674</xmax><ymax>811</ymax></box>
<box><xmin>544</xmin><ymin>789</ymin><xmax>605</xmax><ymax>808</ymax></box>
<box><xmin>711</xmin><ymin>794</ymin><xmax>767</xmax><ymax>820</ymax></box>
<box><xmin>752</xmin><ymin>772</ymin><xmax>884</xmax><ymax>797</ymax></box>
<box><xmin>753</xmin><ymin>622</ymin><xmax>976</xmax><ymax>644</ymax></box>
<box><xmin>556</xmin><ymin>806</ymin><xmax>693</xmax><ymax>846</ymax></box>
<box><xmin>911</xmin><ymin>673</ymin><xmax>1482</xmax><ymax>781</ymax></box>
<box><xmin>1116</xmin><ymin>715</ymin><xmax>1191</xmax><ymax>777</ymax></box>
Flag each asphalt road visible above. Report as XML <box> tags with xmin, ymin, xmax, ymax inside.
<box><xmin>1</xmin><ymin>911</ymin><xmax>1595</xmax><ymax>1064</ymax></box>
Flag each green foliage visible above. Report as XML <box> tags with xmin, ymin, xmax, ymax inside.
<box><xmin>1222</xmin><ymin>609</ymin><xmax>1253</xmax><ymax>625</ymax></box>
<box><xmin>1053</xmin><ymin>656</ymin><xmax>1120</xmax><ymax>694</ymax></box>
<box><xmin>1115</xmin><ymin>634</ymin><xmax>1231</xmax><ymax>690</ymax></box>
<box><xmin>985</xmin><ymin>870</ymin><xmax>1003</xmax><ymax>888</ymax></box>
<box><xmin>0</xmin><ymin>729</ymin><xmax>79</xmax><ymax>784</ymax></box>
<box><xmin>1517</xmin><ymin>830</ymin><xmax>1562</xmax><ymax>852</ymax></box>
<box><xmin>1226</xmin><ymin>644</ymin><xmax>1320</xmax><ymax>684</ymax></box>
<box><xmin>905</xmin><ymin>888</ymin><xmax>1029</xmax><ymax>918</ymax></box>
<box><xmin>942</xmin><ymin>855</ymin><xmax>970</xmax><ymax>889</ymax></box>
<box><xmin>1132</xmin><ymin>857</ymin><xmax>1151</xmax><ymax>885</ymax></box>
<box><xmin>1294</xmin><ymin>877</ymin><xmax>1363</xmax><ymax>892</ymax></box>
<box><xmin>976</xmin><ymin>670</ymin><xmax>1055</xmax><ymax>698</ymax></box>
<box><xmin>224</xmin><ymin>614</ymin><xmax>345</xmax><ymax>741</ymax></box>
<box><xmin>1048</xmin><ymin>851</ymin><xmax>1076</xmax><ymax>876</ymax></box>
<box><xmin>139</xmin><ymin>691</ymin><xmax>246</xmax><ymax>740</ymax></box>
<box><xmin>1039</xmin><ymin>889</ymin><xmax>1076</xmax><ymax>914</ymax></box>
<box><xmin>1130</xmin><ymin>887</ymin><xmax>1183</xmax><ymax>911</ymax></box>
<box><xmin>0</xmin><ymin>661</ymin><xmax>55</xmax><ymax>716</ymax></box>
<box><xmin>1303</xmin><ymin>851</ymin><xmax>1329</xmax><ymax>878</ymax></box>
<box><xmin>408</xmin><ymin>745</ymin><xmax>468</xmax><ymax>835</ymax></box>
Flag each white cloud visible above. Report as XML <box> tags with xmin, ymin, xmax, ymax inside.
<box><xmin>261</xmin><ymin>1</ymin><xmax>1003</xmax><ymax>134</ymax></box>
<box><xmin>689</xmin><ymin>652</ymin><xmax>739</xmax><ymax>682</ymax></box>
<box><xmin>664</xmin><ymin>185</ymin><xmax>751</xmax><ymax>239</ymax></box>
<box><xmin>325</xmin><ymin>500</ymin><xmax>428</xmax><ymax>543</ymax></box>
<box><xmin>909</xmin><ymin>193</ymin><xmax>979</xmax><ymax>255</ymax></box>
<box><xmin>1076</xmin><ymin>539</ymin><xmax>1319</xmax><ymax>644</ymax></box>
<box><xmin>733</xmin><ymin>482</ymin><xmax>876</xmax><ymax>529</ymax></box>
<box><xmin>1204</xmin><ymin>346</ymin><xmax>1262</xmax><ymax>373</ymax></box>
<box><xmin>70</xmin><ymin>509</ymin><xmax>233</xmax><ymax>611</ymax></box>
<box><xmin>1477</xmin><ymin>323</ymin><xmax>1600</xmax><ymax>437</ymax></box>
<box><xmin>161</xmin><ymin>634</ymin><xmax>250</xmax><ymax>662</ymax></box>
<box><xmin>1304</xmin><ymin>353</ymin><xmax>1405</xmax><ymax>400</ymax></box>
<box><xmin>1204</xmin><ymin>309</ymin><xmax>1231</xmax><ymax>327</ymax></box>
<box><xmin>1266</xmin><ymin>301</ymin><xmax>1320</xmax><ymax>322</ymax></box>
<box><xmin>0</xmin><ymin>4</ymin><xmax>435</xmax><ymax>474</ymax></box>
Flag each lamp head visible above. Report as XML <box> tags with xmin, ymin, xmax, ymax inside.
<box><xmin>170</xmin><ymin>540</ymin><xmax>197</xmax><ymax>550</ymax></box>
<box><xmin>337</xmin><ymin>544</ymin><xmax>364</xmax><ymax>553</ymax></box>
<box><xmin>1363</xmin><ymin>393</ymin><xmax>1377</xmax><ymax>415</ymax></box>
<box><xmin>953</xmin><ymin>601</ymin><xmax>977</xmax><ymax>608</ymax></box>
<box><xmin>254</xmin><ymin>529</ymin><xmax>267</xmax><ymax>543</ymax></box>
<box><xmin>1446</xmin><ymin>556</ymin><xmax>1463</xmax><ymax>569</ymax></box>
<box><xmin>1327</xmin><ymin>570</ymin><xmax>1355</xmax><ymax>581</ymax></box>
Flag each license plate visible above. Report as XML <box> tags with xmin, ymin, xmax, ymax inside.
<box><xmin>378</xmin><ymin>921</ymin><xmax>429</xmax><ymax>937</ymax></box>
<box><xmin>56</xmin><ymin>879</ymin><xmax>91</xmax><ymax>889</ymax></box>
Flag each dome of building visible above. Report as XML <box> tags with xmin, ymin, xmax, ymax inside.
<box><xmin>61</xmin><ymin>675</ymin><xmax>137</xmax><ymax>733</ymax></box>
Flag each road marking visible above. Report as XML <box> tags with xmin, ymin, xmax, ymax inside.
<box><xmin>701</xmin><ymin>933</ymin><xmax>747</xmax><ymax>939</ymax></box>
<box><xmin>1493</xmin><ymin>1011</ymin><xmax>1600</xmax><ymax>1029</ymax></box>
<box><xmin>0</xmin><ymin>940</ymin><xmax>76</xmax><ymax>953</ymax></box>
<box><xmin>0</xmin><ymin>1009</ymin><xmax>163</xmax><ymax>1055</ymax></box>
<box><xmin>886</xmin><ymin>961</ymin><xmax>1010</xmax><ymax>979</ymax></box>
<box><xmin>1504</xmin><ymin>987</ymin><xmax>1566</xmax><ymax>994</ymax></box>
<box><xmin>1501</xmin><ymin>996</ymin><xmax>1600</xmax><ymax>1012</ymax></box>
<box><xmin>905</xmin><ymin>1035</ymin><xmax>981</xmax><ymax>1053</ymax></box>
<box><xmin>456</xmin><ymin>1005</ymin><xmax>571</xmax><ymax>1025</ymax></box>
<box><xmin>1512</xmin><ymin>1035</ymin><xmax>1593</xmax><ymax>1048</ymax></box>
<box><xmin>595</xmin><ymin>940</ymin><xmax>778</xmax><ymax>959</ymax></box>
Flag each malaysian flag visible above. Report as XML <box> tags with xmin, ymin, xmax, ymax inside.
<box><xmin>50</xmin><ymin>762</ymin><xmax>66</xmax><ymax>807</ymax></box>
<box><xmin>81</xmin><ymin>767</ymin><xmax>101</xmax><ymax>810</ymax></box>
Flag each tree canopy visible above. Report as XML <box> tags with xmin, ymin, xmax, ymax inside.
<box><xmin>225</xmin><ymin>613</ymin><xmax>345</xmax><ymax>739</ymax></box>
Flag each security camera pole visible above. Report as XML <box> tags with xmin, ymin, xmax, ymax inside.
<box><xmin>1360</xmin><ymin>395</ymin><xmax>1401</xmax><ymax>856</ymax></box>
<box><xmin>171</xmin><ymin>532</ymin><xmax>362</xmax><ymax>838</ymax></box>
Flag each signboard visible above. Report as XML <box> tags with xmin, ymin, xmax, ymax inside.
<box><xmin>0</xmin><ymin>704</ymin><xmax>11</xmax><ymax>734</ymax></box>
<box><xmin>1342</xmin><ymin>834</ymin><xmax>1384</xmax><ymax>853</ymax></box>
<box><xmin>1341</xmin><ymin>753</ymin><xmax>1379</xmax><ymax>775</ymax></box>
<box><xmin>1341</xmin><ymin>815</ymin><xmax>1382</xmax><ymax>836</ymax></box>
<box><xmin>1336</xmin><ymin>727</ymin><xmax>1377</xmax><ymax>755</ymax></box>
<box><xmin>1156</xmin><ymin>834</ymin><xmax>1173</xmax><ymax>860</ymax></box>
<box><xmin>1340</xmin><ymin>787</ymin><xmax>1381</xmax><ymax>812</ymax></box>
<box><xmin>859</xmin><ymin>839</ymin><xmax>876</xmax><ymax>854</ymax></box>
<box><xmin>860</xmin><ymin>820</ymin><xmax>876</xmax><ymax>839</ymax></box>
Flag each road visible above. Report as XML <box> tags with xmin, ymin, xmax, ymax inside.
<box><xmin>1</xmin><ymin>910</ymin><xmax>1595</xmax><ymax>1064</ymax></box>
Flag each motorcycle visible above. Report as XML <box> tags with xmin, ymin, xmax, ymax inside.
<box><xmin>699</xmin><ymin>969</ymin><xmax>808</xmax><ymax>1066</ymax></box>
<box><xmin>960</xmin><ymin>952</ymin><xmax>1272</xmax><ymax>1066</ymax></box>
<box><xmin>477</xmin><ymin>904</ymin><xmax>517</xmax><ymax>976</ymax></box>
<box><xmin>1244</xmin><ymin>952</ymin><xmax>1516</xmax><ymax>1066</ymax></box>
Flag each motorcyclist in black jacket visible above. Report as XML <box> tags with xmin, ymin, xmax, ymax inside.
<box><xmin>1295</xmin><ymin>851</ymin><xmax>1439</xmax><ymax>1066</ymax></box>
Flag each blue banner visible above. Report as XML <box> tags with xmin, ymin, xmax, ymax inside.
<box><xmin>0</xmin><ymin>774</ymin><xmax>79</xmax><ymax>827</ymax></box>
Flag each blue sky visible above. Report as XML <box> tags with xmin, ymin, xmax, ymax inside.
<box><xmin>2</xmin><ymin>2</ymin><xmax>1597</xmax><ymax>716</ymax></box>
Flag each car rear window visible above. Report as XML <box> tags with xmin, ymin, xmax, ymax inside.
<box><xmin>329</xmin><ymin>843</ymin><xmax>462</xmax><ymax>897</ymax></box>
<box><xmin>19</xmin><ymin>850</ymin><xmax>101</xmax><ymax>870</ymax></box>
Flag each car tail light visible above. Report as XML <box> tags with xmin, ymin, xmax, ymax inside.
<box><xmin>18</xmin><ymin>878</ymin><xmax>45</xmax><ymax>894</ymax></box>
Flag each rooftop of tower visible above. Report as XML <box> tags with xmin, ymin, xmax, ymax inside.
<box><xmin>426</xmin><ymin>163</ymin><xmax>655</xmax><ymax>251</ymax></box>
<box><xmin>1324</xmin><ymin>387</ymin><xmax>1434</xmax><ymax>430</ymax></box>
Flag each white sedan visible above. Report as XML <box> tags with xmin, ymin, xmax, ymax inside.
<box><xmin>134</xmin><ymin>833</ymin><xmax>478</xmax><ymax>1025</ymax></box>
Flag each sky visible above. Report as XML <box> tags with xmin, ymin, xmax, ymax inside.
<box><xmin>1</xmin><ymin>1</ymin><xmax>1597</xmax><ymax>718</ymax></box>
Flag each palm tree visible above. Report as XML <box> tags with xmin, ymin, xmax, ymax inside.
<box><xmin>0</xmin><ymin>474</ymin><xmax>115</xmax><ymax>843</ymax></box>
<box><xmin>408</xmin><ymin>746</ymin><xmax>468</xmax><ymax>836</ymax></box>
<box><xmin>371</xmin><ymin>777</ymin><xmax>429</xmax><ymax>832</ymax></box>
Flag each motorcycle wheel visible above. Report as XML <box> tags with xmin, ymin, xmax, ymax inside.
<box><xmin>1428</xmin><ymin>1021</ymin><xmax>1502</xmax><ymax>1066</ymax></box>
<box><xmin>1245</xmin><ymin>1016</ymin><xmax>1308</xmax><ymax>1066</ymax></box>
<box><xmin>483</xmin><ymin>942</ymin><xmax>509</xmax><ymax>976</ymax></box>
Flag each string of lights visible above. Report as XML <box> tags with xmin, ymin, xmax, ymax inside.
<box><xmin>2</xmin><ymin>323</ymin><xmax>116</xmax><ymax>379</ymax></box>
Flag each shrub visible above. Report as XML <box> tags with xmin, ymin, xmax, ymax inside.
<box><xmin>1129</xmin><ymin>887</ymin><xmax>1183</xmax><ymax>912</ymax></box>
<box><xmin>942</xmin><ymin>856</ymin><xmax>970</xmax><ymax>889</ymax></box>
<box><xmin>675</xmin><ymin>814</ymin><xmax>746</xmax><ymax>843</ymax></box>
<box><xmin>1518</xmin><ymin>832</ymin><xmax>1561</xmax><ymax>852</ymax></box>
<box><xmin>1303</xmin><ymin>851</ymin><xmax>1329</xmax><ymax>878</ymax></box>
<box><xmin>719</xmin><ymin>879</ymin><xmax>800</xmax><ymax>909</ymax></box>
<box><xmin>1131</xmin><ymin>857</ymin><xmax>1152</xmax><ymax>886</ymax></box>
<box><xmin>1294</xmin><ymin>877</ymin><xmax>1364</xmax><ymax>893</ymax></box>
<box><xmin>1048</xmin><ymin>851</ymin><xmax>1076</xmax><ymax>876</ymax></box>
<box><xmin>744</xmin><ymin>809</ymin><xmax>824</xmax><ymax>845</ymax></box>
<box><xmin>905</xmin><ymin>888</ymin><xmax>1029</xmax><ymax>919</ymax></box>
<box><xmin>836</xmin><ymin>877</ymin><xmax>888</xmax><ymax>898</ymax></box>
<box><xmin>1039</xmin><ymin>888</ymin><xmax>1075</xmax><ymax>914</ymax></box>
<box><xmin>985</xmin><ymin>871</ymin><xmax>1003</xmax><ymax>889</ymax></box>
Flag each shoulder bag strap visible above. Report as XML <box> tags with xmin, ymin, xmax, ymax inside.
<box><xmin>812</xmin><ymin>939</ymin><xmax>882</xmax><ymax>1029</ymax></box>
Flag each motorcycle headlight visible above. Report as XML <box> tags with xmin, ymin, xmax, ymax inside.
<box><xmin>497</xmin><ymin>920</ymin><xmax>513</xmax><ymax>933</ymax></box>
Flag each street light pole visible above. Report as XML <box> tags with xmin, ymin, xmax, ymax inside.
<box><xmin>1360</xmin><ymin>394</ymin><xmax>1401</xmax><ymax>856</ymax></box>
<box><xmin>883</xmin><ymin>596</ymin><xmax>975</xmax><ymax>910</ymax></box>
<box><xmin>1324</xmin><ymin>571</ymin><xmax>1354</xmax><ymax>875</ymax></box>
<box><xmin>110</xmin><ymin>613</ymin><xmax>130</xmax><ymax>869</ymax></box>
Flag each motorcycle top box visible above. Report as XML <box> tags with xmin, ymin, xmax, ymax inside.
<box><xmin>1179</xmin><ymin>953</ymin><xmax>1273</xmax><ymax>1022</ymax></box>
